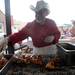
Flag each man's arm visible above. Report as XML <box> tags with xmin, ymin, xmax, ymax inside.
<box><xmin>50</xmin><ymin>20</ymin><xmax>61</xmax><ymax>44</ymax></box>
<box><xmin>8</xmin><ymin>25</ymin><xmax>29</xmax><ymax>45</ymax></box>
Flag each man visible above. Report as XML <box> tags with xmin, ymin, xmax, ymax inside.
<box><xmin>0</xmin><ymin>0</ymin><xmax>60</xmax><ymax>55</ymax></box>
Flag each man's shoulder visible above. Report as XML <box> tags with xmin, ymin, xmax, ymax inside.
<box><xmin>46</xmin><ymin>18</ymin><xmax>56</xmax><ymax>26</ymax></box>
<box><xmin>27</xmin><ymin>20</ymin><xmax>35</xmax><ymax>26</ymax></box>
<box><xmin>25</xmin><ymin>20</ymin><xmax>35</xmax><ymax>29</ymax></box>
<box><xmin>46</xmin><ymin>18</ymin><xmax>55</xmax><ymax>23</ymax></box>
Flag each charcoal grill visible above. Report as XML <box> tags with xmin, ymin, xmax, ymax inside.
<box><xmin>0</xmin><ymin>43</ymin><xmax>75</xmax><ymax>75</ymax></box>
<box><xmin>0</xmin><ymin>55</ymin><xmax>75</xmax><ymax>75</ymax></box>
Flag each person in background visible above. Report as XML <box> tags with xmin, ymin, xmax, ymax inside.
<box><xmin>70</xmin><ymin>20</ymin><xmax>75</xmax><ymax>37</ymax></box>
<box><xmin>0</xmin><ymin>0</ymin><xmax>60</xmax><ymax>56</ymax></box>
<box><xmin>67</xmin><ymin>20</ymin><xmax>75</xmax><ymax>42</ymax></box>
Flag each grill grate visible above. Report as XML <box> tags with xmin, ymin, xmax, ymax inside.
<box><xmin>6</xmin><ymin>69</ymin><xmax>75</xmax><ymax>75</ymax></box>
<box><xmin>1</xmin><ymin>54</ymin><xmax>75</xmax><ymax>75</ymax></box>
<box><xmin>6</xmin><ymin>64</ymin><xmax>75</xmax><ymax>75</ymax></box>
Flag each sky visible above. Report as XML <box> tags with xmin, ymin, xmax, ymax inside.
<box><xmin>0</xmin><ymin>0</ymin><xmax>75</xmax><ymax>26</ymax></box>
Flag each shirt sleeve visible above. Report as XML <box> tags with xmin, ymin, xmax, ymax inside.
<box><xmin>53</xmin><ymin>31</ymin><xmax>61</xmax><ymax>43</ymax></box>
<box><xmin>8</xmin><ymin>24</ymin><xmax>29</xmax><ymax>45</ymax></box>
<box><xmin>50</xmin><ymin>20</ymin><xmax>61</xmax><ymax>44</ymax></box>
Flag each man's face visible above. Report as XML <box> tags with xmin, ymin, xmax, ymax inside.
<box><xmin>42</xmin><ymin>8</ymin><xmax>49</xmax><ymax>17</ymax></box>
<box><xmin>37</xmin><ymin>8</ymin><xmax>49</xmax><ymax>17</ymax></box>
<box><xmin>35</xmin><ymin>8</ymin><xmax>49</xmax><ymax>24</ymax></box>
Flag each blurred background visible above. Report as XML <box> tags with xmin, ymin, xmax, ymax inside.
<box><xmin>0</xmin><ymin>0</ymin><xmax>75</xmax><ymax>38</ymax></box>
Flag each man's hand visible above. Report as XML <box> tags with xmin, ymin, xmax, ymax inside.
<box><xmin>44</xmin><ymin>35</ymin><xmax>54</xmax><ymax>43</ymax></box>
<box><xmin>0</xmin><ymin>37</ymin><xmax>8</xmax><ymax>52</ymax></box>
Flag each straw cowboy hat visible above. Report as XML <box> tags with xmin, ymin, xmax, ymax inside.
<box><xmin>30</xmin><ymin>0</ymin><xmax>49</xmax><ymax>12</ymax></box>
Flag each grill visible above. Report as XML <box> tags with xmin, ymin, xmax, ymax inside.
<box><xmin>0</xmin><ymin>43</ymin><xmax>75</xmax><ymax>75</ymax></box>
<box><xmin>1</xmin><ymin>62</ymin><xmax>75</xmax><ymax>75</ymax></box>
<box><xmin>0</xmin><ymin>56</ymin><xmax>75</xmax><ymax>75</ymax></box>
